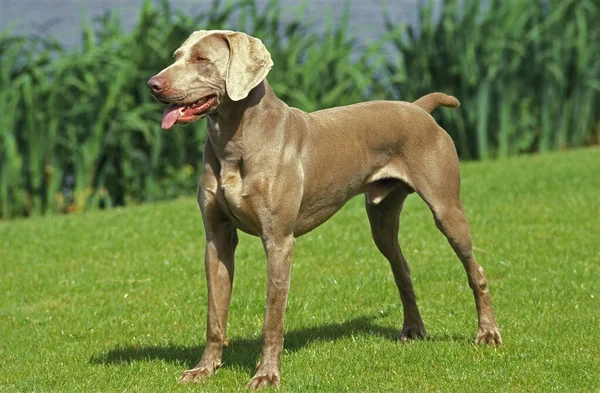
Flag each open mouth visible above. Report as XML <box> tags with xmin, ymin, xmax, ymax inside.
<box><xmin>161</xmin><ymin>95</ymin><xmax>217</xmax><ymax>130</ymax></box>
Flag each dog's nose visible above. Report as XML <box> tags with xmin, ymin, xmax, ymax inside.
<box><xmin>147</xmin><ymin>76</ymin><xmax>165</xmax><ymax>93</ymax></box>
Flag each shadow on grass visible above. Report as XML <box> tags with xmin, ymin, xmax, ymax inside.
<box><xmin>90</xmin><ymin>314</ymin><xmax>470</xmax><ymax>374</ymax></box>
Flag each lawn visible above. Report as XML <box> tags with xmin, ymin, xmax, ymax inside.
<box><xmin>1</xmin><ymin>147</ymin><xmax>599</xmax><ymax>392</ymax></box>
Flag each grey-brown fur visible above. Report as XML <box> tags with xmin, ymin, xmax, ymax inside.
<box><xmin>148</xmin><ymin>30</ymin><xmax>501</xmax><ymax>389</ymax></box>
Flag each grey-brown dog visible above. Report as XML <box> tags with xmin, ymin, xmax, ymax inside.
<box><xmin>148</xmin><ymin>30</ymin><xmax>501</xmax><ymax>389</ymax></box>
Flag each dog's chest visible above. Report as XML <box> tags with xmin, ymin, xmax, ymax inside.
<box><xmin>216</xmin><ymin>162</ymin><xmax>259</xmax><ymax>235</ymax></box>
<box><xmin>219</xmin><ymin>164</ymin><xmax>243</xmax><ymax>207</ymax></box>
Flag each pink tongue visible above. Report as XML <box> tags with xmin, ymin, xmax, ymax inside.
<box><xmin>162</xmin><ymin>105</ymin><xmax>184</xmax><ymax>130</ymax></box>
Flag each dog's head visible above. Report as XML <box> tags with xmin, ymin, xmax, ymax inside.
<box><xmin>147</xmin><ymin>30</ymin><xmax>273</xmax><ymax>129</ymax></box>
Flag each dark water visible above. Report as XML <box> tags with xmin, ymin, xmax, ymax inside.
<box><xmin>0</xmin><ymin>0</ymin><xmax>441</xmax><ymax>49</ymax></box>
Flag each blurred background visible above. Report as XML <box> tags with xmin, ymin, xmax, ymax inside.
<box><xmin>0</xmin><ymin>0</ymin><xmax>598</xmax><ymax>219</ymax></box>
<box><xmin>1</xmin><ymin>0</ymin><xmax>434</xmax><ymax>49</ymax></box>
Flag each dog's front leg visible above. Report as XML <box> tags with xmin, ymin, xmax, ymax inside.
<box><xmin>248</xmin><ymin>234</ymin><xmax>295</xmax><ymax>389</ymax></box>
<box><xmin>179</xmin><ymin>220</ymin><xmax>237</xmax><ymax>383</ymax></box>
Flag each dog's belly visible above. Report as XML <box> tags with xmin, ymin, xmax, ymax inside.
<box><xmin>293</xmin><ymin>180</ymin><xmax>367</xmax><ymax>236</ymax></box>
<box><xmin>292</xmin><ymin>165</ymin><xmax>414</xmax><ymax>236</ymax></box>
<box><xmin>293</xmin><ymin>201</ymin><xmax>346</xmax><ymax>237</ymax></box>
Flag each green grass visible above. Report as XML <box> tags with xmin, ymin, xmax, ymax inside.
<box><xmin>1</xmin><ymin>147</ymin><xmax>599</xmax><ymax>392</ymax></box>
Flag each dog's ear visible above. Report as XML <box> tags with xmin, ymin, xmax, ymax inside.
<box><xmin>223</xmin><ymin>32</ymin><xmax>273</xmax><ymax>101</ymax></box>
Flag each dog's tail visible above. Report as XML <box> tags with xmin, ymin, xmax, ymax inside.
<box><xmin>413</xmin><ymin>92</ymin><xmax>460</xmax><ymax>113</ymax></box>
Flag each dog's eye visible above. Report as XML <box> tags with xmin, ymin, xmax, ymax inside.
<box><xmin>196</xmin><ymin>56</ymin><xmax>209</xmax><ymax>63</ymax></box>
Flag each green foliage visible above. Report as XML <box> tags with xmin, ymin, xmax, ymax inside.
<box><xmin>386</xmin><ymin>0</ymin><xmax>600</xmax><ymax>159</ymax></box>
<box><xmin>1</xmin><ymin>148</ymin><xmax>599</xmax><ymax>392</ymax></box>
<box><xmin>0</xmin><ymin>0</ymin><xmax>599</xmax><ymax>218</ymax></box>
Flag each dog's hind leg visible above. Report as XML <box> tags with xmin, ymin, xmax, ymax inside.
<box><xmin>412</xmin><ymin>136</ymin><xmax>502</xmax><ymax>345</ymax></box>
<box><xmin>365</xmin><ymin>187</ymin><xmax>426</xmax><ymax>341</ymax></box>
<box><xmin>426</xmin><ymin>198</ymin><xmax>501</xmax><ymax>344</ymax></box>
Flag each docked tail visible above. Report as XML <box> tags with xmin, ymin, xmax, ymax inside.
<box><xmin>413</xmin><ymin>92</ymin><xmax>460</xmax><ymax>113</ymax></box>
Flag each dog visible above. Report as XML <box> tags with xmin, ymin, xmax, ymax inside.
<box><xmin>148</xmin><ymin>30</ymin><xmax>501</xmax><ymax>389</ymax></box>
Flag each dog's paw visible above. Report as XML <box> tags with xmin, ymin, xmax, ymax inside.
<box><xmin>178</xmin><ymin>363</ymin><xmax>220</xmax><ymax>383</ymax></box>
<box><xmin>475</xmin><ymin>326</ymin><xmax>502</xmax><ymax>345</ymax></box>
<box><xmin>400</xmin><ymin>324</ymin><xmax>427</xmax><ymax>341</ymax></box>
<box><xmin>247</xmin><ymin>364</ymin><xmax>281</xmax><ymax>390</ymax></box>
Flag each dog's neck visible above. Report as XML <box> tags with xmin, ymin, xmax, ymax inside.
<box><xmin>207</xmin><ymin>80</ymin><xmax>285</xmax><ymax>164</ymax></box>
